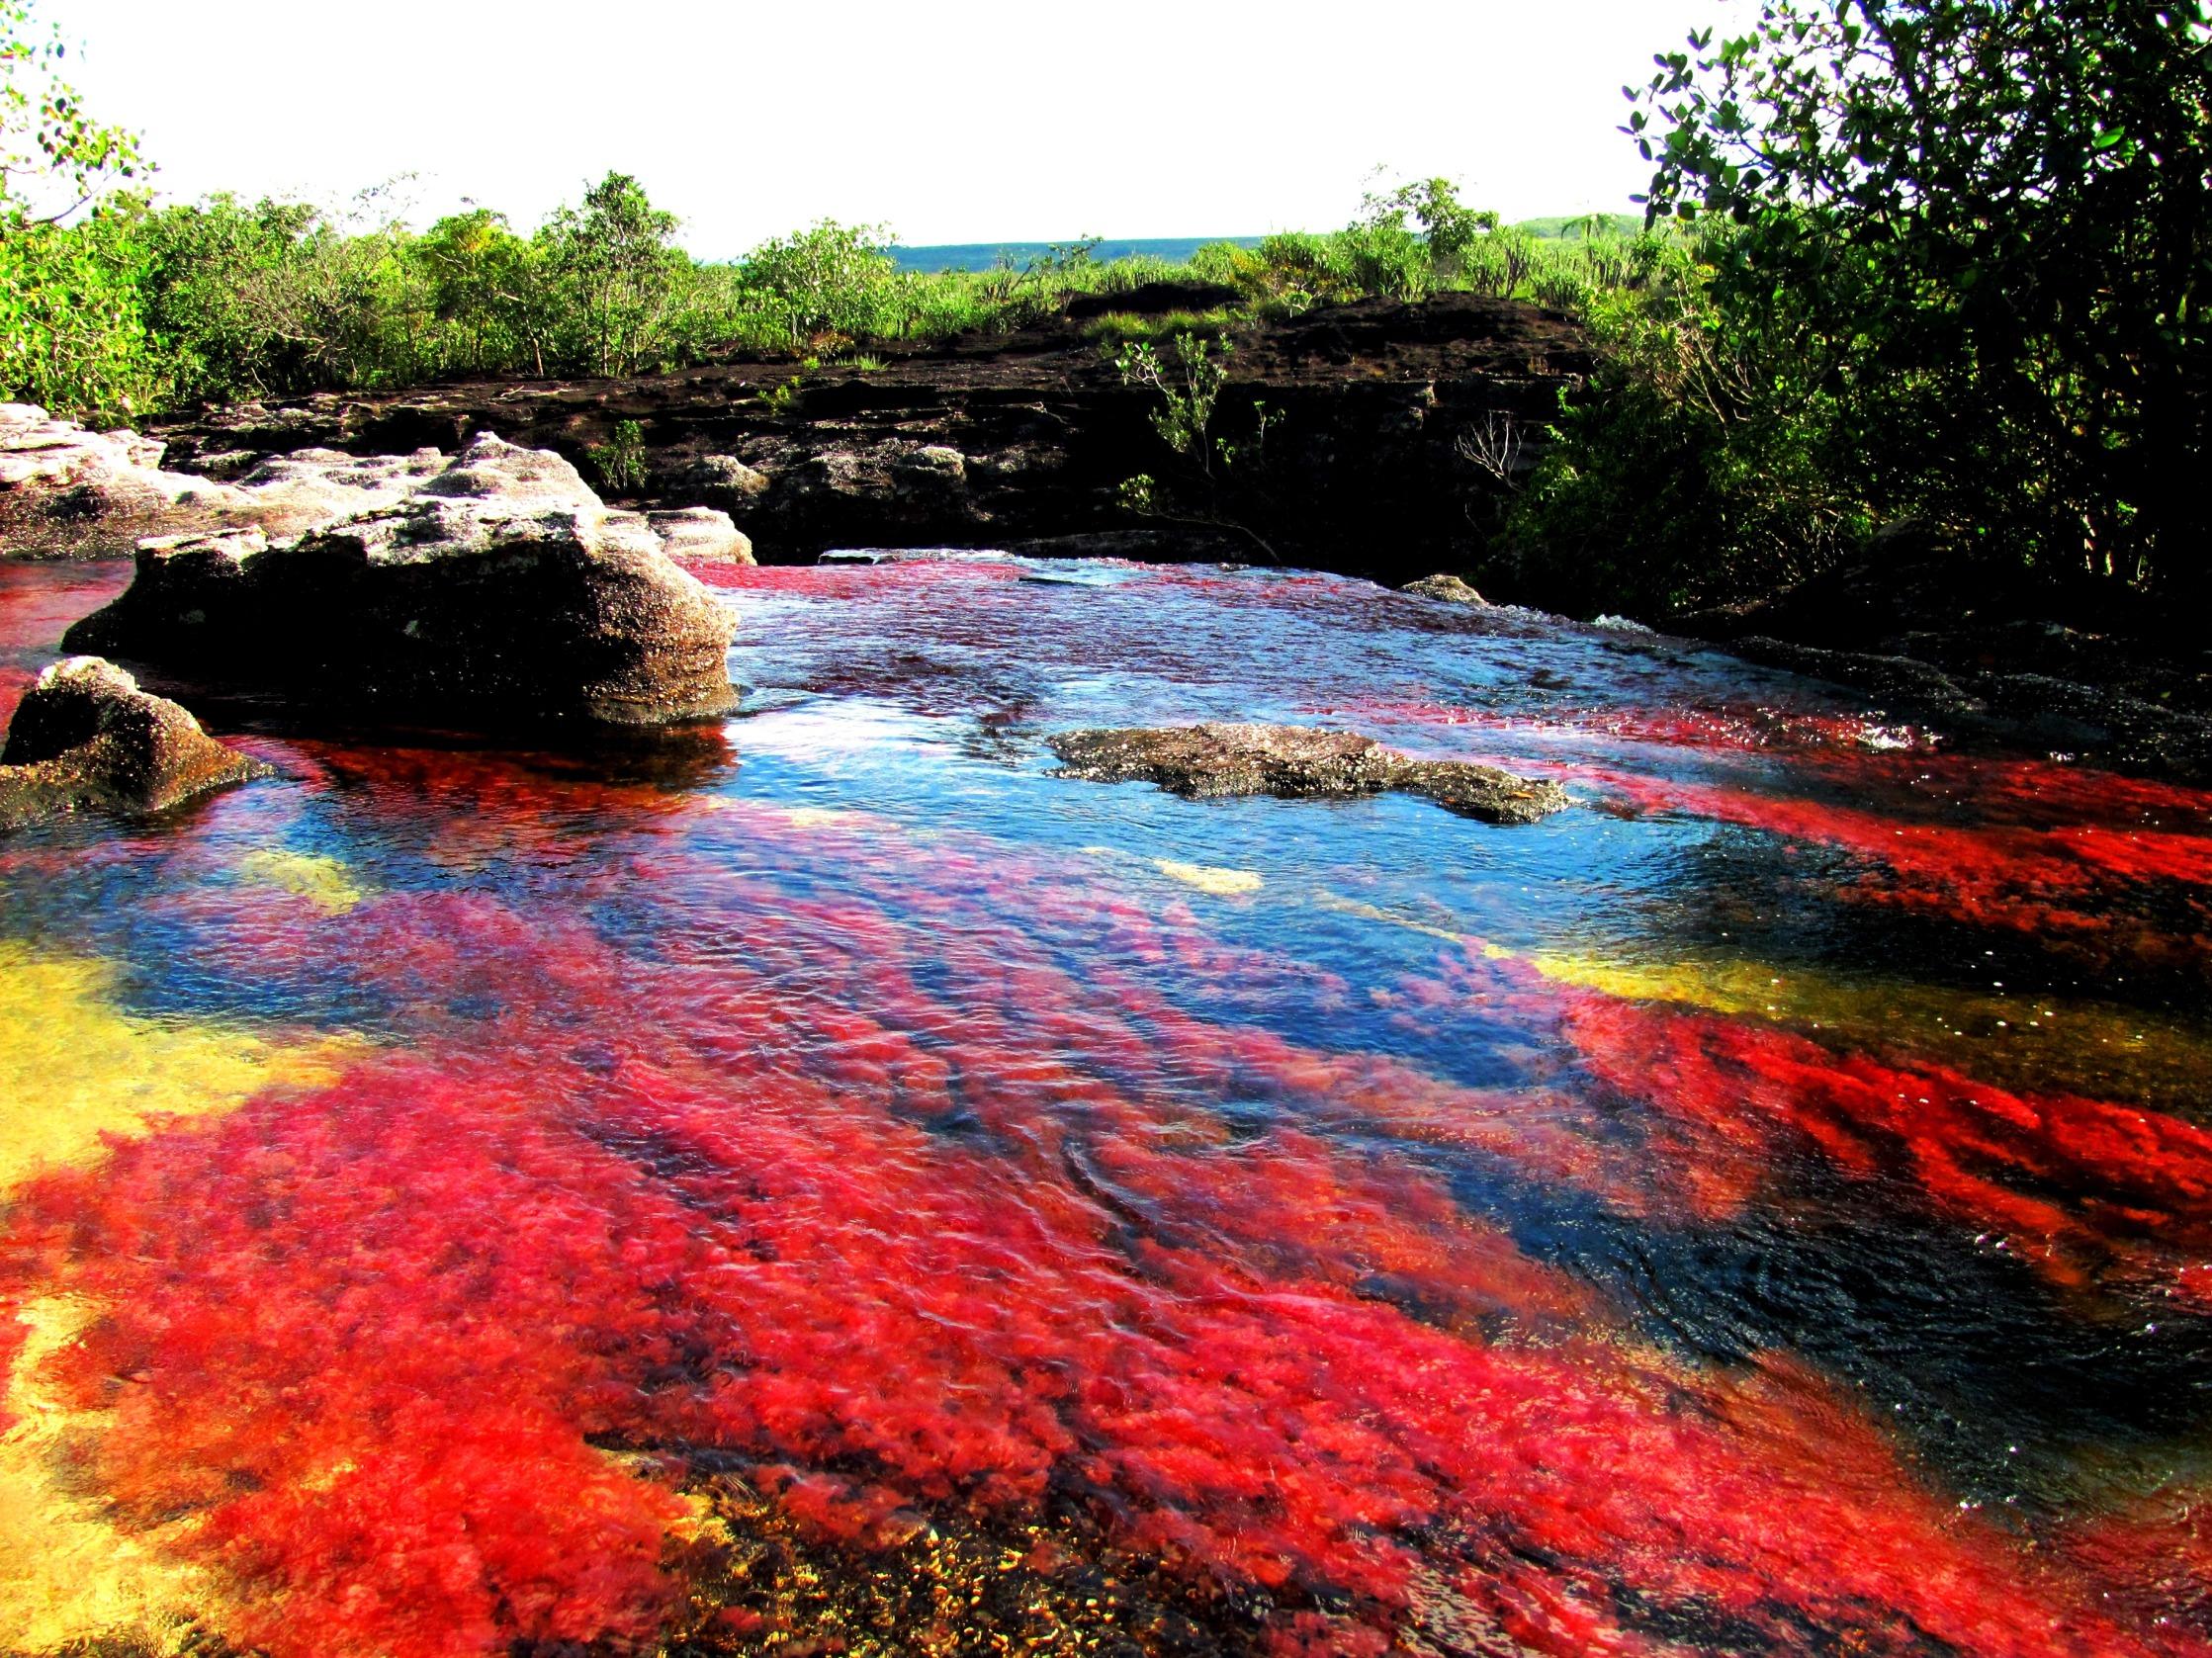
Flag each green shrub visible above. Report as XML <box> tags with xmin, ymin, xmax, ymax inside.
<box><xmin>585</xmin><ymin>417</ymin><xmax>649</xmax><ymax>493</ymax></box>
<box><xmin>739</xmin><ymin>220</ymin><xmax>900</xmax><ymax>345</ymax></box>
<box><xmin>0</xmin><ymin>206</ymin><xmax>166</xmax><ymax>419</ymax></box>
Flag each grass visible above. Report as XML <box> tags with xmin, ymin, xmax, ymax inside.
<box><xmin>1079</xmin><ymin>307</ymin><xmax>1242</xmax><ymax>351</ymax></box>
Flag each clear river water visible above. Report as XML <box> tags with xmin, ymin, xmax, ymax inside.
<box><xmin>2</xmin><ymin>553</ymin><xmax>2209</xmax><ymax>1657</ymax></box>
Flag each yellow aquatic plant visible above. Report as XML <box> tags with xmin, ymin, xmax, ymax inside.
<box><xmin>0</xmin><ymin>940</ymin><xmax>364</xmax><ymax>1194</ymax></box>
<box><xmin>233</xmin><ymin>848</ymin><xmax>369</xmax><ymax>915</ymax></box>
<box><xmin>1522</xmin><ymin>950</ymin><xmax>2212</xmax><ymax>1114</ymax></box>
<box><xmin>0</xmin><ymin>1298</ymin><xmax>215</xmax><ymax>1654</ymax></box>
<box><xmin>0</xmin><ymin>943</ymin><xmax>364</xmax><ymax>1650</ymax></box>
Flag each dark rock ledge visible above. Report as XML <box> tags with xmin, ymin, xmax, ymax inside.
<box><xmin>1048</xmin><ymin>722</ymin><xmax>1569</xmax><ymax>825</ymax></box>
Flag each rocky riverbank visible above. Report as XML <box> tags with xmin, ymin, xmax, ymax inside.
<box><xmin>133</xmin><ymin>290</ymin><xmax>1590</xmax><ymax>580</ymax></box>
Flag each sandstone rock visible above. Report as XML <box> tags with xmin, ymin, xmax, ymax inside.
<box><xmin>639</xmin><ymin>506</ymin><xmax>754</xmax><ymax>565</ymax></box>
<box><xmin>228</xmin><ymin>446</ymin><xmax>450</xmax><ymax>538</ymax></box>
<box><xmin>1048</xmin><ymin>722</ymin><xmax>1569</xmax><ymax>825</ymax></box>
<box><xmin>0</xmin><ymin>656</ymin><xmax>268</xmax><ymax>828</ymax></box>
<box><xmin>66</xmin><ymin>433</ymin><xmax>740</xmax><ymax>729</ymax></box>
<box><xmin>1401</xmin><ymin>573</ymin><xmax>1488</xmax><ymax>605</ymax></box>
<box><xmin>1</xmin><ymin>404</ymin><xmax>448</xmax><ymax>557</ymax></box>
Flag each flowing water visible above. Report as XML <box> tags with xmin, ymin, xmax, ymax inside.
<box><xmin>2</xmin><ymin>552</ymin><xmax>2209</xmax><ymax>1658</ymax></box>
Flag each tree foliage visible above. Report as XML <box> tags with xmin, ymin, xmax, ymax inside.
<box><xmin>1627</xmin><ymin>0</ymin><xmax>2212</xmax><ymax>594</ymax></box>
<box><xmin>0</xmin><ymin>0</ymin><xmax>144</xmax><ymax>228</ymax></box>
<box><xmin>738</xmin><ymin>219</ymin><xmax>900</xmax><ymax>345</ymax></box>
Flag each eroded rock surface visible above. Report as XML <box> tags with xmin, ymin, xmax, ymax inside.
<box><xmin>0</xmin><ymin>656</ymin><xmax>268</xmax><ymax>827</ymax></box>
<box><xmin>1048</xmin><ymin>722</ymin><xmax>1569</xmax><ymax>825</ymax></box>
<box><xmin>633</xmin><ymin>506</ymin><xmax>754</xmax><ymax>565</ymax></box>
<box><xmin>0</xmin><ymin>404</ymin><xmax>448</xmax><ymax>556</ymax></box>
<box><xmin>66</xmin><ymin>434</ymin><xmax>740</xmax><ymax>728</ymax></box>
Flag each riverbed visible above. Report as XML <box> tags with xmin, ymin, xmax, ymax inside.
<box><xmin>3</xmin><ymin>553</ymin><xmax>2208</xmax><ymax>1656</ymax></box>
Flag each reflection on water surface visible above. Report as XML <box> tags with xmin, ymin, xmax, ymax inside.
<box><xmin>2</xmin><ymin>554</ymin><xmax>2209</xmax><ymax>1657</ymax></box>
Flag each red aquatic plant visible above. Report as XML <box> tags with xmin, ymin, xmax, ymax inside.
<box><xmin>1561</xmin><ymin>994</ymin><xmax>2212</xmax><ymax>1303</ymax></box>
<box><xmin>7</xmin><ymin>851</ymin><xmax>2202</xmax><ymax>1657</ymax></box>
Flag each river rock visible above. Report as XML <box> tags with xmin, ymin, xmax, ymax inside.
<box><xmin>1402</xmin><ymin>574</ymin><xmax>1488</xmax><ymax>605</ymax></box>
<box><xmin>0</xmin><ymin>656</ymin><xmax>268</xmax><ymax>828</ymax></box>
<box><xmin>1048</xmin><ymin>722</ymin><xmax>1569</xmax><ymax>825</ymax></box>
<box><xmin>65</xmin><ymin>433</ymin><xmax>740</xmax><ymax>728</ymax></box>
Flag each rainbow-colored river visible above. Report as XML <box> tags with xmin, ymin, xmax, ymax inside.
<box><xmin>3</xmin><ymin>553</ymin><xmax>2209</xmax><ymax>1658</ymax></box>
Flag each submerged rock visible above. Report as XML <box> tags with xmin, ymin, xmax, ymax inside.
<box><xmin>65</xmin><ymin>434</ymin><xmax>740</xmax><ymax>728</ymax></box>
<box><xmin>0</xmin><ymin>656</ymin><xmax>268</xmax><ymax>827</ymax></box>
<box><xmin>1048</xmin><ymin>722</ymin><xmax>1569</xmax><ymax>825</ymax></box>
<box><xmin>0</xmin><ymin>404</ymin><xmax>447</xmax><ymax>556</ymax></box>
<box><xmin>1401</xmin><ymin>573</ymin><xmax>1489</xmax><ymax>605</ymax></box>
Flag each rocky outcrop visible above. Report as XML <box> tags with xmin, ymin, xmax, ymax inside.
<box><xmin>137</xmin><ymin>293</ymin><xmax>1592</xmax><ymax>580</ymax></box>
<box><xmin>0</xmin><ymin>403</ymin><xmax>449</xmax><ymax>556</ymax></box>
<box><xmin>1048</xmin><ymin>723</ymin><xmax>1569</xmax><ymax>825</ymax></box>
<box><xmin>65</xmin><ymin>434</ymin><xmax>740</xmax><ymax>729</ymax></box>
<box><xmin>0</xmin><ymin>656</ymin><xmax>268</xmax><ymax>828</ymax></box>
<box><xmin>661</xmin><ymin>455</ymin><xmax>771</xmax><ymax>518</ymax></box>
<box><xmin>1402</xmin><ymin>573</ymin><xmax>1488</xmax><ymax>605</ymax></box>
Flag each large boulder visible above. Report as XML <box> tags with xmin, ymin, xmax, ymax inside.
<box><xmin>0</xmin><ymin>656</ymin><xmax>268</xmax><ymax>828</ymax></box>
<box><xmin>1048</xmin><ymin>723</ymin><xmax>1569</xmax><ymax>825</ymax></box>
<box><xmin>65</xmin><ymin>434</ymin><xmax>741</xmax><ymax>728</ymax></box>
<box><xmin>1</xmin><ymin>404</ymin><xmax>448</xmax><ymax>556</ymax></box>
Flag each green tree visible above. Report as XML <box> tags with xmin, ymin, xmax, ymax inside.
<box><xmin>0</xmin><ymin>202</ymin><xmax>164</xmax><ymax>417</ymax></box>
<box><xmin>542</xmin><ymin>171</ymin><xmax>686</xmax><ymax>377</ymax></box>
<box><xmin>1361</xmin><ymin>176</ymin><xmax>1501</xmax><ymax>281</ymax></box>
<box><xmin>1</xmin><ymin>0</ymin><xmax>145</xmax><ymax>230</ymax></box>
<box><xmin>1629</xmin><ymin>0</ymin><xmax>2212</xmax><ymax>595</ymax></box>
<box><xmin>739</xmin><ymin>219</ymin><xmax>899</xmax><ymax>345</ymax></box>
<box><xmin>0</xmin><ymin>3</ymin><xmax>159</xmax><ymax>417</ymax></box>
<box><xmin>417</xmin><ymin>207</ymin><xmax>554</xmax><ymax>375</ymax></box>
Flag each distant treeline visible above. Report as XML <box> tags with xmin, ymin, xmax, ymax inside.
<box><xmin>0</xmin><ymin>174</ymin><xmax>1654</xmax><ymax>423</ymax></box>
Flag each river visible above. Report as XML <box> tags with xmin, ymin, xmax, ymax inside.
<box><xmin>2</xmin><ymin>553</ymin><xmax>2208</xmax><ymax>1656</ymax></box>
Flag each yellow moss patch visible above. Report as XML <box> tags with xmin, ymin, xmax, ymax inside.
<box><xmin>1153</xmin><ymin>858</ymin><xmax>1263</xmax><ymax>897</ymax></box>
<box><xmin>0</xmin><ymin>1298</ymin><xmax>214</xmax><ymax>1654</ymax></box>
<box><xmin>0</xmin><ymin>941</ymin><xmax>365</xmax><ymax>1194</ymax></box>
<box><xmin>1524</xmin><ymin>949</ymin><xmax>2212</xmax><ymax>1112</ymax></box>
<box><xmin>234</xmin><ymin>847</ymin><xmax>368</xmax><ymax>914</ymax></box>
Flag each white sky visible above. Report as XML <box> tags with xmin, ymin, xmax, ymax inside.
<box><xmin>48</xmin><ymin>0</ymin><xmax>1744</xmax><ymax>257</ymax></box>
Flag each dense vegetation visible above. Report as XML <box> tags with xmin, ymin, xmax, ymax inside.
<box><xmin>0</xmin><ymin>168</ymin><xmax>1640</xmax><ymax>424</ymax></box>
<box><xmin>4</xmin><ymin>0</ymin><xmax>2205</xmax><ymax>619</ymax></box>
<box><xmin>1509</xmin><ymin>0</ymin><xmax>2211</xmax><ymax>615</ymax></box>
